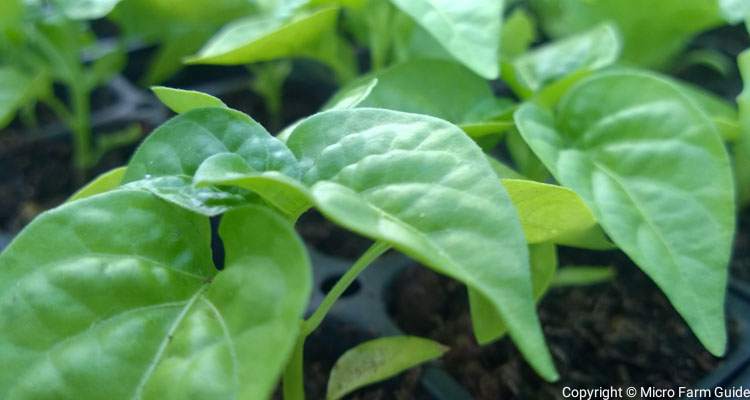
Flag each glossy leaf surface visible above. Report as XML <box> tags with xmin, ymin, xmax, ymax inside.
<box><xmin>0</xmin><ymin>191</ymin><xmax>311</xmax><ymax>399</ymax></box>
<box><xmin>124</xmin><ymin>107</ymin><xmax>300</xmax><ymax>182</ymax></box>
<box><xmin>515</xmin><ymin>70</ymin><xmax>735</xmax><ymax>355</ymax></box>
<box><xmin>186</xmin><ymin>8</ymin><xmax>339</xmax><ymax>65</ymax></box>
<box><xmin>326</xmin><ymin>336</ymin><xmax>447</xmax><ymax>400</ymax></box>
<box><xmin>152</xmin><ymin>86</ymin><xmax>227</xmax><ymax>114</ymax></box>
<box><xmin>389</xmin><ymin>0</ymin><xmax>502</xmax><ymax>79</ymax></box>
<box><xmin>286</xmin><ymin>108</ymin><xmax>557</xmax><ymax>380</ymax></box>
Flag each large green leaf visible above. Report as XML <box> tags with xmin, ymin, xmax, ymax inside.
<box><xmin>736</xmin><ymin>49</ymin><xmax>750</xmax><ymax>207</ymax></box>
<box><xmin>286</xmin><ymin>108</ymin><xmax>557</xmax><ymax>380</ymax></box>
<box><xmin>326</xmin><ymin>336</ymin><xmax>448</xmax><ymax>400</ymax></box>
<box><xmin>502</xmin><ymin>179</ymin><xmax>612</xmax><ymax>249</ymax></box>
<box><xmin>529</xmin><ymin>0</ymin><xmax>722</xmax><ymax>68</ymax></box>
<box><xmin>389</xmin><ymin>0</ymin><xmax>503</xmax><ymax>79</ymax></box>
<box><xmin>124</xmin><ymin>107</ymin><xmax>300</xmax><ymax>183</ymax></box>
<box><xmin>506</xmin><ymin>23</ymin><xmax>621</xmax><ymax>96</ymax></box>
<box><xmin>186</xmin><ymin>7</ymin><xmax>339</xmax><ymax>65</ymax></box>
<box><xmin>0</xmin><ymin>190</ymin><xmax>311</xmax><ymax>399</ymax></box>
<box><xmin>151</xmin><ymin>86</ymin><xmax>227</xmax><ymax>114</ymax></box>
<box><xmin>515</xmin><ymin>70</ymin><xmax>735</xmax><ymax>355</ymax></box>
<box><xmin>0</xmin><ymin>67</ymin><xmax>34</xmax><ymax>129</ymax></box>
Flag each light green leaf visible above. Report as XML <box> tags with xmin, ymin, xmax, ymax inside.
<box><xmin>68</xmin><ymin>166</ymin><xmax>126</xmax><ymax>202</ymax></box>
<box><xmin>124</xmin><ymin>107</ymin><xmax>301</xmax><ymax>183</ymax></box>
<box><xmin>53</xmin><ymin>0</ymin><xmax>123</xmax><ymax>19</ymax></box>
<box><xmin>152</xmin><ymin>86</ymin><xmax>227</xmax><ymax>114</ymax></box>
<box><xmin>336</xmin><ymin>59</ymin><xmax>511</xmax><ymax>140</ymax></box>
<box><xmin>0</xmin><ymin>191</ymin><xmax>311</xmax><ymax>399</ymax></box>
<box><xmin>0</xmin><ymin>67</ymin><xmax>33</xmax><ymax>129</ymax></box>
<box><xmin>502</xmin><ymin>179</ymin><xmax>613</xmax><ymax>249</ymax></box>
<box><xmin>529</xmin><ymin>0</ymin><xmax>722</xmax><ymax>68</ymax></box>
<box><xmin>468</xmin><ymin>243</ymin><xmax>557</xmax><ymax>343</ymax></box>
<box><xmin>327</xmin><ymin>336</ymin><xmax>448</xmax><ymax>400</ymax></box>
<box><xmin>286</xmin><ymin>108</ymin><xmax>557</xmax><ymax>380</ymax></box>
<box><xmin>186</xmin><ymin>7</ymin><xmax>339</xmax><ymax>65</ymax></box>
<box><xmin>719</xmin><ymin>0</ymin><xmax>750</xmax><ymax>24</ymax></box>
<box><xmin>735</xmin><ymin>49</ymin><xmax>750</xmax><ymax>207</ymax></box>
<box><xmin>323</xmin><ymin>78</ymin><xmax>379</xmax><ymax>111</ymax></box>
<box><xmin>389</xmin><ymin>0</ymin><xmax>503</xmax><ymax>79</ymax></box>
<box><xmin>123</xmin><ymin>175</ymin><xmax>254</xmax><ymax>217</ymax></box>
<box><xmin>515</xmin><ymin>70</ymin><xmax>735</xmax><ymax>355</ymax></box>
<box><xmin>552</xmin><ymin>265</ymin><xmax>616</xmax><ymax>287</ymax></box>
<box><xmin>500</xmin><ymin>8</ymin><xmax>537</xmax><ymax>59</ymax></box>
<box><xmin>676</xmin><ymin>82</ymin><xmax>740</xmax><ymax>142</ymax></box>
<box><xmin>508</xmin><ymin>23</ymin><xmax>621</xmax><ymax>94</ymax></box>
<box><xmin>194</xmin><ymin>153</ymin><xmax>313</xmax><ymax>219</ymax></box>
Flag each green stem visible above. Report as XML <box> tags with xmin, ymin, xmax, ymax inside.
<box><xmin>282</xmin><ymin>241</ymin><xmax>391</xmax><ymax>400</ymax></box>
<box><xmin>70</xmin><ymin>84</ymin><xmax>92</xmax><ymax>178</ymax></box>
<box><xmin>302</xmin><ymin>240</ymin><xmax>390</xmax><ymax>336</ymax></box>
<box><xmin>282</xmin><ymin>332</ymin><xmax>306</xmax><ymax>400</ymax></box>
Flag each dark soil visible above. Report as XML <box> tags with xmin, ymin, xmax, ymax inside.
<box><xmin>389</xmin><ymin>248</ymin><xmax>739</xmax><ymax>400</ymax></box>
<box><xmin>272</xmin><ymin>318</ymin><xmax>432</xmax><ymax>400</ymax></box>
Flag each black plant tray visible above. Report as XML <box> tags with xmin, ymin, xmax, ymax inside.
<box><xmin>307</xmin><ymin>247</ymin><xmax>750</xmax><ymax>400</ymax></box>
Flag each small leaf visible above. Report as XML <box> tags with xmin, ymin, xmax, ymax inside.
<box><xmin>389</xmin><ymin>0</ymin><xmax>503</xmax><ymax>79</ymax></box>
<box><xmin>326</xmin><ymin>336</ymin><xmax>447</xmax><ymax>400</ymax></box>
<box><xmin>500</xmin><ymin>8</ymin><xmax>537</xmax><ymax>59</ymax></box>
<box><xmin>0</xmin><ymin>191</ymin><xmax>311</xmax><ymax>399</ymax></box>
<box><xmin>186</xmin><ymin>8</ymin><xmax>339</xmax><ymax>65</ymax></box>
<box><xmin>152</xmin><ymin>86</ymin><xmax>227</xmax><ymax>114</ymax></box>
<box><xmin>323</xmin><ymin>78</ymin><xmax>379</xmax><ymax>111</ymax></box>
<box><xmin>515</xmin><ymin>70</ymin><xmax>735</xmax><ymax>355</ymax></box>
<box><xmin>508</xmin><ymin>23</ymin><xmax>621</xmax><ymax>95</ymax></box>
<box><xmin>124</xmin><ymin>107</ymin><xmax>301</xmax><ymax>183</ymax></box>
<box><xmin>502</xmin><ymin>179</ymin><xmax>613</xmax><ymax>249</ymax></box>
<box><xmin>719</xmin><ymin>0</ymin><xmax>750</xmax><ymax>24</ymax></box>
<box><xmin>68</xmin><ymin>166</ymin><xmax>126</xmax><ymax>202</ymax></box>
<box><xmin>553</xmin><ymin>266</ymin><xmax>616</xmax><ymax>287</ymax></box>
<box><xmin>0</xmin><ymin>67</ymin><xmax>34</xmax><ymax>129</ymax></box>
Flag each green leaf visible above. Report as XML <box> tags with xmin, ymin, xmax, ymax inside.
<box><xmin>500</xmin><ymin>8</ymin><xmax>537</xmax><ymax>59</ymax></box>
<box><xmin>735</xmin><ymin>49</ymin><xmax>750</xmax><ymax>207</ymax></box>
<box><xmin>515</xmin><ymin>70</ymin><xmax>735</xmax><ymax>355</ymax></box>
<box><xmin>508</xmin><ymin>23</ymin><xmax>621</xmax><ymax>94</ymax></box>
<box><xmin>552</xmin><ymin>266</ymin><xmax>616</xmax><ymax>287</ymax></box>
<box><xmin>124</xmin><ymin>107</ymin><xmax>301</xmax><ymax>183</ymax></box>
<box><xmin>152</xmin><ymin>86</ymin><xmax>227</xmax><ymax>114</ymax></box>
<box><xmin>123</xmin><ymin>175</ymin><xmax>255</xmax><ymax>217</ymax></box>
<box><xmin>468</xmin><ymin>243</ymin><xmax>557</xmax><ymax>343</ymax></box>
<box><xmin>326</xmin><ymin>336</ymin><xmax>448</xmax><ymax>400</ymax></box>
<box><xmin>194</xmin><ymin>153</ymin><xmax>313</xmax><ymax>220</ymax></box>
<box><xmin>68</xmin><ymin>166</ymin><xmax>126</xmax><ymax>202</ymax></box>
<box><xmin>719</xmin><ymin>0</ymin><xmax>750</xmax><ymax>24</ymax></box>
<box><xmin>389</xmin><ymin>0</ymin><xmax>503</xmax><ymax>79</ymax></box>
<box><xmin>676</xmin><ymin>82</ymin><xmax>740</xmax><ymax>142</ymax></box>
<box><xmin>337</xmin><ymin>59</ymin><xmax>509</xmax><ymax>139</ymax></box>
<box><xmin>286</xmin><ymin>108</ymin><xmax>557</xmax><ymax>380</ymax></box>
<box><xmin>0</xmin><ymin>190</ymin><xmax>311</xmax><ymax>399</ymax></box>
<box><xmin>502</xmin><ymin>179</ymin><xmax>613</xmax><ymax>249</ymax></box>
<box><xmin>186</xmin><ymin>7</ymin><xmax>339</xmax><ymax>65</ymax></box>
<box><xmin>0</xmin><ymin>67</ymin><xmax>34</xmax><ymax>129</ymax></box>
<box><xmin>529</xmin><ymin>0</ymin><xmax>722</xmax><ymax>68</ymax></box>
<box><xmin>53</xmin><ymin>0</ymin><xmax>123</xmax><ymax>19</ymax></box>
<box><xmin>323</xmin><ymin>78</ymin><xmax>379</xmax><ymax>111</ymax></box>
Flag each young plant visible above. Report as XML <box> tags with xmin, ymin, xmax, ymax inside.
<box><xmin>0</xmin><ymin>0</ymin><xmax>138</xmax><ymax>178</ymax></box>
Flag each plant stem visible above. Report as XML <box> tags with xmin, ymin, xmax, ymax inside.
<box><xmin>282</xmin><ymin>241</ymin><xmax>390</xmax><ymax>399</ymax></box>
<box><xmin>282</xmin><ymin>333</ymin><xmax>306</xmax><ymax>400</ymax></box>
<box><xmin>70</xmin><ymin>84</ymin><xmax>92</xmax><ymax>180</ymax></box>
<box><xmin>302</xmin><ymin>240</ymin><xmax>390</xmax><ymax>336</ymax></box>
